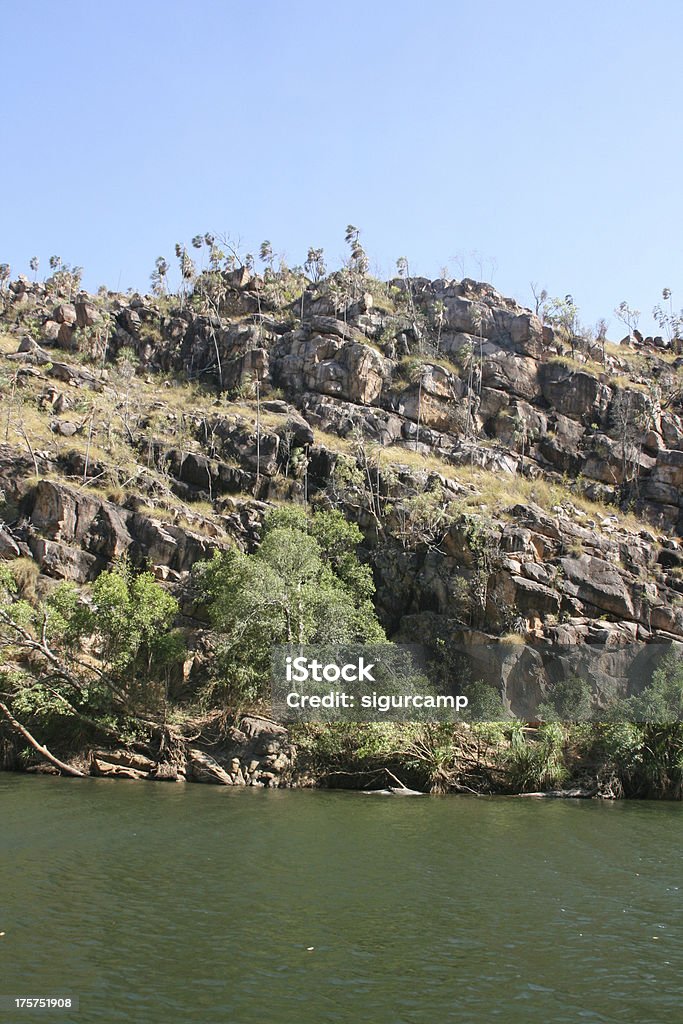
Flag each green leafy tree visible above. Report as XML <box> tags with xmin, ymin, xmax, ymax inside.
<box><xmin>537</xmin><ymin>676</ymin><xmax>593</xmax><ymax>722</ymax></box>
<box><xmin>194</xmin><ymin>508</ymin><xmax>385</xmax><ymax>702</ymax></box>
<box><xmin>544</xmin><ymin>294</ymin><xmax>579</xmax><ymax>356</ymax></box>
<box><xmin>0</xmin><ymin>561</ymin><xmax>184</xmax><ymax>773</ymax></box>
<box><xmin>80</xmin><ymin>560</ymin><xmax>183</xmax><ymax>684</ymax></box>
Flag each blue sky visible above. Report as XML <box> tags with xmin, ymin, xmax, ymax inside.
<box><xmin>1</xmin><ymin>0</ymin><xmax>681</xmax><ymax>334</ymax></box>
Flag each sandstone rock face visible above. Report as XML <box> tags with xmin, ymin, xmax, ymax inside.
<box><xmin>75</xmin><ymin>297</ymin><xmax>100</xmax><ymax>327</ymax></box>
<box><xmin>0</xmin><ymin>525</ymin><xmax>20</xmax><ymax>559</ymax></box>
<box><xmin>396</xmin><ymin>364</ymin><xmax>465</xmax><ymax>433</ymax></box>
<box><xmin>557</xmin><ymin>554</ymin><xmax>635</xmax><ymax>619</ymax></box>
<box><xmin>482</xmin><ymin>350</ymin><xmax>539</xmax><ymax>401</ymax></box>
<box><xmin>54</xmin><ymin>303</ymin><xmax>77</xmax><ymax>326</ymax></box>
<box><xmin>210</xmin><ymin>416</ymin><xmax>280</xmax><ymax>476</ymax></box>
<box><xmin>8</xmin><ymin>271</ymin><xmax>678</xmax><ymax>535</ymax></box>
<box><xmin>301</xmin><ymin>393</ymin><xmax>402</xmax><ymax>444</ymax></box>
<box><xmin>277</xmin><ymin>333</ymin><xmax>386</xmax><ymax>405</ymax></box>
<box><xmin>23</xmin><ymin>480</ymin><xmax>222</xmax><ymax>581</ymax></box>
<box><xmin>5</xmin><ymin>269</ymin><xmax>683</xmax><ymax>724</ymax></box>
<box><xmin>188</xmin><ymin>749</ymin><xmax>234</xmax><ymax>784</ymax></box>
<box><xmin>539</xmin><ymin>363</ymin><xmax>612</xmax><ymax>423</ymax></box>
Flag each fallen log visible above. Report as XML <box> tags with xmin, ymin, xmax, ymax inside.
<box><xmin>0</xmin><ymin>700</ymin><xmax>85</xmax><ymax>777</ymax></box>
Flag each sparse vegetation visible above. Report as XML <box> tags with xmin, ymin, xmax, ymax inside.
<box><xmin>0</xmin><ymin>235</ymin><xmax>681</xmax><ymax>795</ymax></box>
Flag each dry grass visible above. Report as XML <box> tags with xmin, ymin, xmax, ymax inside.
<box><xmin>603</xmin><ymin>340</ymin><xmax>680</xmax><ymax>368</ymax></box>
<box><xmin>382</xmin><ymin>444</ymin><xmax>456</xmax><ymax>475</ymax></box>
<box><xmin>0</xmin><ymin>332</ymin><xmax>17</xmax><ymax>355</ymax></box>
<box><xmin>547</xmin><ymin>353</ymin><xmax>658</xmax><ymax>395</ymax></box>
<box><xmin>609</xmin><ymin>376</ymin><xmax>651</xmax><ymax>393</ymax></box>
<box><xmin>547</xmin><ymin>354</ymin><xmax>607</xmax><ymax>378</ymax></box>
<box><xmin>395</xmin><ymin>354</ymin><xmax>460</xmax><ymax>376</ymax></box>
<box><xmin>447</xmin><ymin>465</ymin><xmax>647</xmax><ymax>534</ymax></box>
<box><xmin>498</xmin><ymin>632</ymin><xmax>526</xmax><ymax>645</ymax></box>
<box><xmin>311</xmin><ymin>427</ymin><xmax>354</xmax><ymax>454</ymax></box>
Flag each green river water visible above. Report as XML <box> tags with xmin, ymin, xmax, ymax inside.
<box><xmin>1</xmin><ymin>774</ymin><xmax>681</xmax><ymax>1024</ymax></box>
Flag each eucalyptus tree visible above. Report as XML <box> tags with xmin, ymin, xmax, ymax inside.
<box><xmin>194</xmin><ymin>508</ymin><xmax>385</xmax><ymax>700</ymax></box>
<box><xmin>452</xmin><ymin>250</ymin><xmax>466</xmax><ymax>279</ymax></box>
<box><xmin>653</xmin><ymin>288</ymin><xmax>682</xmax><ymax>350</ymax></box>
<box><xmin>595</xmin><ymin>318</ymin><xmax>608</xmax><ymax>364</ymax></box>
<box><xmin>44</xmin><ymin>260</ymin><xmax>82</xmax><ymax>302</ymax></box>
<box><xmin>471</xmin><ymin>249</ymin><xmax>484</xmax><ymax>280</ymax></box>
<box><xmin>305</xmin><ymin>247</ymin><xmax>326</xmax><ymax>283</ymax></box>
<box><xmin>432</xmin><ymin>299</ymin><xmax>446</xmax><ymax>353</ymax></box>
<box><xmin>407</xmin><ymin>360</ymin><xmax>427</xmax><ymax>450</ymax></box>
<box><xmin>545</xmin><ymin>294</ymin><xmax>580</xmax><ymax>356</ymax></box>
<box><xmin>614</xmin><ymin>300</ymin><xmax>641</xmax><ymax>344</ymax></box>
<box><xmin>186</xmin><ymin>245</ymin><xmax>227</xmax><ymax>390</ymax></box>
<box><xmin>0</xmin><ymin>560</ymin><xmax>184</xmax><ymax>774</ymax></box>
<box><xmin>396</xmin><ymin>256</ymin><xmax>420</xmax><ymax>345</ymax></box>
<box><xmin>259</xmin><ymin>240</ymin><xmax>275</xmax><ymax>270</ymax></box>
<box><xmin>530</xmin><ymin>282</ymin><xmax>548</xmax><ymax>318</ymax></box>
<box><xmin>174</xmin><ymin>243</ymin><xmax>196</xmax><ymax>310</ymax></box>
<box><xmin>259</xmin><ymin>241</ymin><xmax>286</xmax><ymax>310</ymax></box>
<box><xmin>343</xmin><ymin>225</ymin><xmax>369</xmax><ymax>312</ymax></box>
<box><xmin>462</xmin><ymin>335</ymin><xmax>476</xmax><ymax>439</ymax></box>
<box><xmin>470</xmin><ymin>303</ymin><xmax>486</xmax><ymax>396</ymax></box>
<box><xmin>150</xmin><ymin>256</ymin><xmax>169</xmax><ymax>296</ymax></box>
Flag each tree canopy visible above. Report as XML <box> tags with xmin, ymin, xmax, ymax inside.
<box><xmin>195</xmin><ymin>507</ymin><xmax>386</xmax><ymax>701</ymax></box>
<box><xmin>0</xmin><ymin>560</ymin><xmax>184</xmax><ymax>753</ymax></box>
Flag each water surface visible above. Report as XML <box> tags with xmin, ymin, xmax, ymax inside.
<box><xmin>1</xmin><ymin>776</ymin><xmax>681</xmax><ymax>1023</ymax></box>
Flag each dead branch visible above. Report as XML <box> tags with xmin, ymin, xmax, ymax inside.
<box><xmin>0</xmin><ymin>699</ymin><xmax>85</xmax><ymax>777</ymax></box>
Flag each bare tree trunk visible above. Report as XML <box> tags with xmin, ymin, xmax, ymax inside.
<box><xmin>0</xmin><ymin>700</ymin><xmax>86</xmax><ymax>777</ymax></box>
<box><xmin>18</xmin><ymin>423</ymin><xmax>39</xmax><ymax>477</ymax></box>
<box><xmin>83</xmin><ymin>410</ymin><xmax>95</xmax><ymax>483</ymax></box>
<box><xmin>255</xmin><ymin>374</ymin><xmax>261</xmax><ymax>489</ymax></box>
<box><xmin>211</xmin><ymin>326</ymin><xmax>223</xmax><ymax>392</ymax></box>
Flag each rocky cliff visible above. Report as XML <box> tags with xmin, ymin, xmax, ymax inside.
<box><xmin>1</xmin><ymin>262</ymin><xmax>683</xmax><ymax>755</ymax></box>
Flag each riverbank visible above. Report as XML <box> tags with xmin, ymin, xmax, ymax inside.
<box><xmin>4</xmin><ymin>714</ymin><xmax>683</xmax><ymax>800</ymax></box>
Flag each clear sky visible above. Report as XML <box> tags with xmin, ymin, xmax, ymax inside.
<box><xmin>2</xmin><ymin>0</ymin><xmax>682</xmax><ymax>334</ymax></box>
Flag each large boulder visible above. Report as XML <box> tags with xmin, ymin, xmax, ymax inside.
<box><xmin>442</xmin><ymin>296</ymin><xmax>495</xmax><ymax>337</ymax></box>
<box><xmin>0</xmin><ymin>525</ymin><xmax>20</xmax><ymax>559</ymax></box>
<box><xmin>75</xmin><ymin>297</ymin><xmax>100</xmax><ymax>328</ymax></box>
<box><xmin>54</xmin><ymin>303</ymin><xmax>77</xmax><ymax>326</ymax></box>
<box><xmin>188</xmin><ymin>749</ymin><xmax>234</xmax><ymax>784</ymax></box>
<box><xmin>300</xmin><ymin>393</ymin><xmax>401</xmax><ymax>444</ymax></box>
<box><xmin>210</xmin><ymin>416</ymin><xmax>280</xmax><ymax>475</ymax></box>
<box><xmin>481</xmin><ymin>350</ymin><xmax>539</xmax><ymax>401</ymax></box>
<box><xmin>558</xmin><ymin>554</ymin><xmax>635</xmax><ymax>619</ymax></box>
<box><xmin>278</xmin><ymin>333</ymin><xmax>387</xmax><ymax>405</ymax></box>
<box><xmin>540</xmin><ymin>363</ymin><xmax>612</xmax><ymax>424</ymax></box>
<box><xmin>26</xmin><ymin>479</ymin><xmax>220</xmax><ymax>578</ymax></box>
